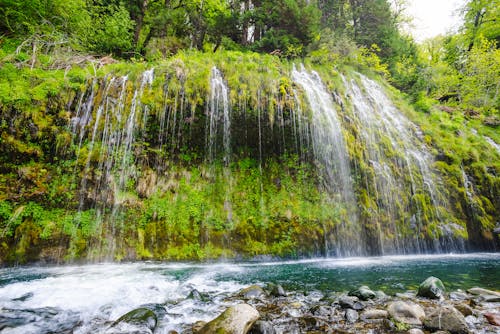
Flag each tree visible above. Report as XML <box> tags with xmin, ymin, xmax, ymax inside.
<box><xmin>462</xmin><ymin>0</ymin><xmax>500</xmax><ymax>51</ymax></box>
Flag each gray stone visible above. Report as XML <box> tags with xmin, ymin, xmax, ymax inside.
<box><xmin>310</xmin><ymin>305</ymin><xmax>332</xmax><ymax>317</ymax></box>
<box><xmin>112</xmin><ymin>307</ymin><xmax>158</xmax><ymax>332</ymax></box>
<box><xmin>338</xmin><ymin>295</ymin><xmax>364</xmax><ymax>310</ymax></box>
<box><xmin>345</xmin><ymin>309</ymin><xmax>359</xmax><ymax>323</ymax></box>
<box><xmin>467</xmin><ymin>287</ymin><xmax>500</xmax><ymax>297</ymax></box>
<box><xmin>417</xmin><ymin>276</ymin><xmax>446</xmax><ymax>299</ymax></box>
<box><xmin>407</xmin><ymin>329</ymin><xmax>425</xmax><ymax>334</ymax></box>
<box><xmin>424</xmin><ymin>306</ymin><xmax>470</xmax><ymax>334</ymax></box>
<box><xmin>387</xmin><ymin>301</ymin><xmax>425</xmax><ymax>326</ymax></box>
<box><xmin>198</xmin><ymin>304</ymin><xmax>260</xmax><ymax>334</ymax></box>
<box><xmin>249</xmin><ymin>320</ymin><xmax>276</xmax><ymax>334</ymax></box>
<box><xmin>348</xmin><ymin>285</ymin><xmax>376</xmax><ymax>301</ymax></box>
<box><xmin>450</xmin><ymin>291</ymin><xmax>469</xmax><ymax>301</ymax></box>
<box><xmin>240</xmin><ymin>285</ymin><xmax>266</xmax><ymax>299</ymax></box>
<box><xmin>268</xmin><ymin>284</ymin><xmax>286</xmax><ymax>297</ymax></box>
<box><xmin>375</xmin><ymin>290</ymin><xmax>388</xmax><ymax>300</ymax></box>
<box><xmin>361</xmin><ymin>309</ymin><xmax>389</xmax><ymax>321</ymax></box>
<box><xmin>12</xmin><ymin>292</ymin><xmax>34</xmax><ymax>302</ymax></box>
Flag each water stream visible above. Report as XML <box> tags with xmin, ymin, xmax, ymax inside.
<box><xmin>0</xmin><ymin>254</ymin><xmax>498</xmax><ymax>333</ymax></box>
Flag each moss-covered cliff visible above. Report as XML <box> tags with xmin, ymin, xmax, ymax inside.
<box><xmin>0</xmin><ymin>51</ymin><xmax>498</xmax><ymax>264</ymax></box>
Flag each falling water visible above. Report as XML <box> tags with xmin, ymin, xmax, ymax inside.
<box><xmin>207</xmin><ymin>67</ymin><xmax>231</xmax><ymax>166</ymax></box>
<box><xmin>484</xmin><ymin>136</ymin><xmax>500</xmax><ymax>154</ymax></box>
<box><xmin>344</xmin><ymin>74</ymin><xmax>463</xmax><ymax>253</ymax></box>
<box><xmin>207</xmin><ymin>67</ymin><xmax>233</xmax><ymax>226</ymax></box>
<box><xmin>70</xmin><ymin>69</ymin><xmax>154</xmax><ymax>259</ymax></box>
<box><xmin>291</xmin><ymin>65</ymin><xmax>360</xmax><ymax>256</ymax></box>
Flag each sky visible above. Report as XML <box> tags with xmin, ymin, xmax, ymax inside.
<box><xmin>404</xmin><ymin>0</ymin><xmax>466</xmax><ymax>41</ymax></box>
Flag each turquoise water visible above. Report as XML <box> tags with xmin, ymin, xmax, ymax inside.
<box><xmin>0</xmin><ymin>253</ymin><xmax>498</xmax><ymax>333</ymax></box>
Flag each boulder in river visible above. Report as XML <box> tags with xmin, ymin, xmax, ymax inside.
<box><xmin>112</xmin><ymin>307</ymin><xmax>157</xmax><ymax>332</ymax></box>
<box><xmin>197</xmin><ymin>304</ymin><xmax>260</xmax><ymax>334</ymax></box>
<box><xmin>417</xmin><ymin>276</ymin><xmax>445</xmax><ymax>299</ymax></box>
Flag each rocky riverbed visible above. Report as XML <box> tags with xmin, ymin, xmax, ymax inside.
<box><xmin>104</xmin><ymin>276</ymin><xmax>499</xmax><ymax>334</ymax></box>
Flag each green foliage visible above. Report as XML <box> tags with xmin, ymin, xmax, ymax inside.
<box><xmin>86</xmin><ymin>1</ymin><xmax>135</xmax><ymax>55</ymax></box>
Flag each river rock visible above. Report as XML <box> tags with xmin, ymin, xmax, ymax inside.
<box><xmin>417</xmin><ymin>276</ymin><xmax>445</xmax><ymax>299</ymax></box>
<box><xmin>424</xmin><ymin>306</ymin><xmax>469</xmax><ymax>334</ymax></box>
<box><xmin>198</xmin><ymin>304</ymin><xmax>260</xmax><ymax>334</ymax></box>
<box><xmin>249</xmin><ymin>320</ymin><xmax>276</xmax><ymax>334</ymax></box>
<box><xmin>268</xmin><ymin>283</ymin><xmax>286</xmax><ymax>297</ymax></box>
<box><xmin>112</xmin><ymin>307</ymin><xmax>158</xmax><ymax>331</ymax></box>
<box><xmin>387</xmin><ymin>301</ymin><xmax>425</xmax><ymax>325</ymax></box>
<box><xmin>407</xmin><ymin>329</ymin><xmax>425</xmax><ymax>334</ymax></box>
<box><xmin>361</xmin><ymin>309</ymin><xmax>389</xmax><ymax>321</ymax></box>
<box><xmin>338</xmin><ymin>295</ymin><xmax>364</xmax><ymax>310</ymax></box>
<box><xmin>467</xmin><ymin>287</ymin><xmax>500</xmax><ymax>302</ymax></box>
<box><xmin>188</xmin><ymin>289</ymin><xmax>209</xmax><ymax>302</ymax></box>
<box><xmin>345</xmin><ymin>309</ymin><xmax>359</xmax><ymax>323</ymax></box>
<box><xmin>450</xmin><ymin>291</ymin><xmax>469</xmax><ymax>301</ymax></box>
<box><xmin>310</xmin><ymin>305</ymin><xmax>332</xmax><ymax>317</ymax></box>
<box><xmin>348</xmin><ymin>285</ymin><xmax>376</xmax><ymax>301</ymax></box>
<box><xmin>467</xmin><ymin>287</ymin><xmax>500</xmax><ymax>297</ymax></box>
<box><xmin>11</xmin><ymin>292</ymin><xmax>34</xmax><ymax>302</ymax></box>
<box><xmin>454</xmin><ymin>303</ymin><xmax>473</xmax><ymax>317</ymax></box>
<box><xmin>484</xmin><ymin>313</ymin><xmax>500</xmax><ymax>326</ymax></box>
<box><xmin>240</xmin><ymin>285</ymin><xmax>266</xmax><ymax>299</ymax></box>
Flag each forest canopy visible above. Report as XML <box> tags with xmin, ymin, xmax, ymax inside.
<box><xmin>0</xmin><ymin>0</ymin><xmax>498</xmax><ymax>113</ymax></box>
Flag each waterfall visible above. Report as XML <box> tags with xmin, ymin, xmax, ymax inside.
<box><xmin>207</xmin><ymin>67</ymin><xmax>233</xmax><ymax>227</ymax></box>
<box><xmin>291</xmin><ymin>64</ymin><xmax>360</xmax><ymax>256</ymax></box>
<box><xmin>70</xmin><ymin>69</ymin><xmax>154</xmax><ymax>259</ymax></box>
<box><xmin>207</xmin><ymin>67</ymin><xmax>231</xmax><ymax>166</ymax></box>
<box><xmin>484</xmin><ymin>136</ymin><xmax>500</xmax><ymax>154</ymax></box>
<box><xmin>344</xmin><ymin>73</ymin><xmax>464</xmax><ymax>253</ymax></box>
<box><xmin>58</xmin><ymin>62</ymin><xmax>482</xmax><ymax>261</ymax></box>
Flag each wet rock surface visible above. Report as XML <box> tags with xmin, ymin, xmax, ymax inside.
<box><xmin>417</xmin><ymin>276</ymin><xmax>446</xmax><ymax>299</ymax></box>
<box><xmin>197</xmin><ymin>303</ymin><xmax>259</xmax><ymax>334</ymax></box>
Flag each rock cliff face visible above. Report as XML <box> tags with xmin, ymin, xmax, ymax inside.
<box><xmin>0</xmin><ymin>52</ymin><xmax>498</xmax><ymax>263</ymax></box>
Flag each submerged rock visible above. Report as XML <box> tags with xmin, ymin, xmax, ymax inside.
<box><xmin>348</xmin><ymin>285</ymin><xmax>376</xmax><ymax>301</ymax></box>
<box><xmin>112</xmin><ymin>307</ymin><xmax>158</xmax><ymax>332</ymax></box>
<box><xmin>197</xmin><ymin>304</ymin><xmax>259</xmax><ymax>334</ymax></box>
<box><xmin>11</xmin><ymin>292</ymin><xmax>34</xmax><ymax>302</ymax></box>
<box><xmin>417</xmin><ymin>276</ymin><xmax>445</xmax><ymax>299</ymax></box>
<box><xmin>424</xmin><ymin>306</ymin><xmax>469</xmax><ymax>334</ymax></box>
<box><xmin>387</xmin><ymin>301</ymin><xmax>425</xmax><ymax>325</ymax></box>
<box><xmin>187</xmin><ymin>289</ymin><xmax>209</xmax><ymax>302</ymax></box>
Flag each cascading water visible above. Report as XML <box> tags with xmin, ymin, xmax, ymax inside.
<box><xmin>207</xmin><ymin>67</ymin><xmax>231</xmax><ymax>167</ymax></box>
<box><xmin>61</xmin><ymin>63</ymin><xmax>482</xmax><ymax>261</ymax></box>
<box><xmin>344</xmin><ymin>73</ymin><xmax>464</xmax><ymax>253</ymax></box>
<box><xmin>207</xmin><ymin>67</ymin><xmax>233</xmax><ymax>227</ymax></box>
<box><xmin>291</xmin><ymin>64</ymin><xmax>360</xmax><ymax>256</ymax></box>
<box><xmin>70</xmin><ymin>69</ymin><xmax>154</xmax><ymax>259</ymax></box>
